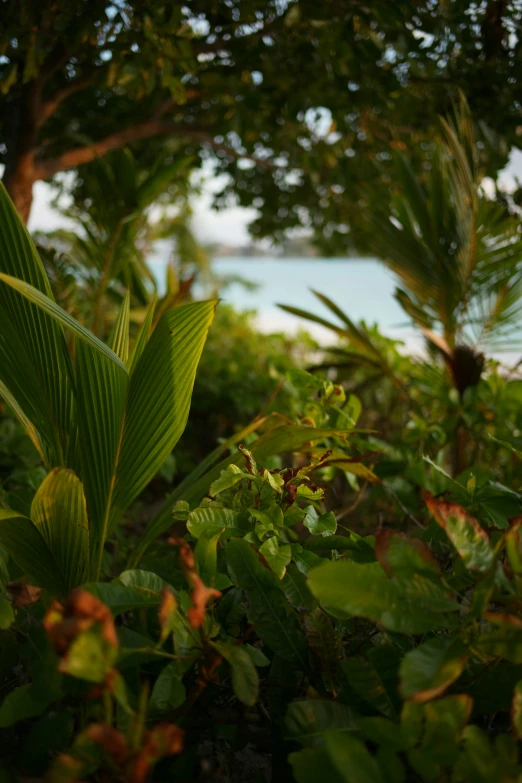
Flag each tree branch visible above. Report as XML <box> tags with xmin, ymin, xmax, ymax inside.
<box><xmin>35</xmin><ymin>120</ymin><xmax>274</xmax><ymax>179</ymax></box>
<box><xmin>38</xmin><ymin>74</ymin><xmax>94</xmax><ymax>128</ymax></box>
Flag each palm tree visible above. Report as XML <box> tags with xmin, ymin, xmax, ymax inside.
<box><xmin>368</xmin><ymin>95</ymin><xmax>522</xmax><ymax>396</ymax></box>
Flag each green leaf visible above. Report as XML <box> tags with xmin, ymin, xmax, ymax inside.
<box><xmin>375</xmin><ymin>529</ymin><xmax>440</xmax><ymax>578</ymax></box>
<box><xmin>227</xmin><ymin>538</ymin><xmax>280</xmax><ymax>590</ymax></box>
<box><xmin>110</xmin><ymin>300</ymin><xmax>216</xmax><ymax>527</ymax></box>
<box><xmin>227</xmin><ymin>539</ymin><xmax>307</xmax><ymax>665</ymax></box>
<box><xmin>0</xmin><ymin>273</ymin><xmax>125</xmax><ymax>370</ymax></box>
<box><xmin>0</xmin><ymin>684</ymin><xmax>50</xmax><ymax>728</ymax></box>
<box><xmin>358</xmin><ymin>717</ymin><xmax>406</xmax><ymax>752</ymax></box>
<box><xmin>477</xmin><ymin>623</ymin><xmax>522</xmax><ymax>663</ymax></box>
<box><xmin>127</xmin><ymin>296</ymin><xmax>156</xmax><ymax>373</ymax></box>
<box><xmin>342</xmin><ymin>646</ymin><xmax>400</xmax><ymax>719</ymax></box>
<box><xmin>187</xmin><ymin>505</ymin><xmax>249</xmax><ymax>539</ymax></box>
<box><xmin>74</xmin><ymin>337</ymin><xmax>128</xmax><ymax>573</ymax></box>
<box><xmin>289</xmin><ymin>748</ymin><xmax>345</xmax><ymax>783</ymax></box>
<box><xmin>308</xmin><ymin>560</ymin><xmax>457</xmax><ymax>633</ymax></box>
<box><xmin>108</xmin><ymin>291</ymin><xmax>130</xmax><ymax>363</ymax></box>
<box><xmin>194</xmin><ymin>528</ymin><xmax>222</xmax><ymax>584</ymax></box>
<box><xmin>149</xmin><ymin>661</ymin><xmax>186</xmax><ymax>715</ymax></box>
<box><xmin>399</xmin><ymin>637</ymin><xmax>468</xmax><ymax>701</ymax></box>
<box><xmin>84</xmin><ymin>581</ymin><xmax>163</xmax><ymax>613</ymax></box>
<box><xmin>118</xmin><ymin>569</ymin><xmax>168</xmax><ymax>594</ymax></box>
<box><xmin>0</xmin><ymin>510</ymin><xmax>67</xmax><ymax>594</ymax></box>
<box><xmin>0</xmin><ymin>185</ymin><xmax>78</xmax><ymax>466</ymax></box>
<box><xmin>259</xmin><ymin>537</ymin><xmax>292</xmax><ymax>579</ymax></box>
<box><xmin>304</xmin><ymin>506</ymin><xmax>337</xmax><ymax>536</ymax></box>
<box><xmin>0</xmin><ymin>596</ymin><xmax>14</xmax><ymax>629</ymax></box>
<box><xmin>213</xmin><ymin>641</ymin><xmax>259</xmax><ymax>706</ymax></box>
<box><xmin>426</xmin><ymin>495</ymin><xmax>494</xmax><ymax>572</ymax></box>
<box><xmin>325</xmin><ymin>731</ymin><xmax>384</xmax><ymax>783</ymax></box>
<box><xmin>209</xmin><ymin>464</ymin><xmax>251</xmax><ymax>496</ymax></box>
<box><xmin>62</xmin><ymin>626</ymin><xmax>117</xmax><ymax>683</ymax></box>
<box><xmin>30</xmin><ymin>468</ymin><xmax>90</xmax><ymax>590</ymax></box>
<box><xmin>286</xmin><ymin>699</ymin><xmax>357</xmax><ymax>746</ymax></box>
<box><xmin>282</xmin><ymin>565</ymin><xmax>317</xmax><ymax>610</ymax></box>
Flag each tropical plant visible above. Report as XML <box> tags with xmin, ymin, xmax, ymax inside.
<box><xmin>35</xmin><ymin>147</ymin><xmax>197</xmax><ymax>337</ymax></box>
<box><xmin>0</xmin><ymin>181</ymin><xmax>216</xmax><ymax>586</ymax></box>
<box><xmin>366</xmin><ymin>96</ymin><xmax>522</xmax><ymax>395</ymax></box>
<box><xmin>282</xmin><ymin>99</ymin><xmax>522</xmax><ymax>398</ymax></box>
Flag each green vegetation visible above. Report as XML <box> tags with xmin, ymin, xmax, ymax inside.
<box><xmin>4</xmin><ymin>2</ymin><xmax>522</xmax><ymax>782</ymax></box>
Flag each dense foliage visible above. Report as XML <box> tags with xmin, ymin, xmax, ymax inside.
<box><xmin>2</xmin><ymin>176</ymin><xmax>522</xmax><ymax>782</ymax></box>
<box><xmin>4</xmin><ymin>6</ymin><xmax>522</xmax><ymax>777</ymax></box>
<box><xmin>3</xmin><ymin>0</ymin><xmax>522</xmax><ymax>252</ymax></box>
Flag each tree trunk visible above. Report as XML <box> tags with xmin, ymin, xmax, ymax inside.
<box><xmin>3</xmin><ymin>155</ymin><xmax>35</xmax><ymax>225</ymax></box>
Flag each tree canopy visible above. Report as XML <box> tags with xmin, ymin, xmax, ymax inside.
<box><xmin>1</xmin><ymin>0</ymin><xmax>521</xmax><ymax>247</ymax></box>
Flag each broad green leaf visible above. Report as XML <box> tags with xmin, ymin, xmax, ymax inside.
<box><xmin>289</xmin><ymin>748</ymin><xmax>345</xmax><ymax>783</ymax></box>
<box><xmin>213</xmin><ymin>641</ymin><xmax>259</xmax><ymax>706</ymax></box>
<box><xmin>209</xmin><ymin>464</ymin><xmax>251</xmax><ymax>496</ymax></box>
<box><xmin>74</xmin><ymin>339</ymin><xmax>128</xmax><ymax>573</ymax></box>
<box><xmin>0</xmin><ymin>596</ymin><xmax>14</xmax><ymax>629</ymax></box>
<box><xmin>358</xmin><ymin>717</ymin><xmax>406</xmax><ymax>752</ymax></box>
<box><xmin>109</xmin><ymin>301</ymin><xmax>216</xmax><ymax>527</ymax></box>
<box><xmin>325</xmin><ymin>731</ymin><xmax>384</xmax><ymax>783</ymax></box>
<box><xmin>375</xmin><ymin>529</ymin><xmax>440</xmax><ymax>578</ymax></box>
<box><xmin>399</xmin><ymin>637</ymin><xmax>468</xmax><ymax>701</ymax></box>
<box><xmin>227</xmin><ymin>539</ymin><xmax>307</xmax><ymax>664</ymax></box>
<box><xmin>426</xmin><ymin>495</ymin><xmax>494</xmax><ymax>572</ymax></box>
<box><xmin>30</xmin><ymin>468</ymin><xmax>89</xmax><ymax>590</ymax></box>
<box><xmin>259</xmin><ymin>537</ymin><xmax>291</xmax><ymax>579</ymax></box>
<box><xmin>108</xmin><ymin>291</ymin><xmax>130</xmax><ymax>363</ymax></box>
<box><xmin>62</xmin><ymin>626</ymin><xmax>117</xmax><ymax>683</ymax></box>
<box><xmin>0</xmin><ymin>684</ymin><xmax>50</xmax><ymax>728</ymax></box>
<box><xmin>342</xmin><ymin>646</ymin><xmax>400</xmax><ymax>719</ymax></box>
<box><xmin>149</xmin><ymin>661</ymin><xmax>186</xmax><ymax>715</ymax></box>
<box><xmin>187</xmin><ymin>505</ymin><xmax>249</xmax><ymax>539</ymax></box>
<box><xmin>282</xmin><ymin>565</ymin><xmax>317</xmax><ymax>610</ymax></box>
<box><xmin>477</xmin><ymin>622</ymin><xmax>522</xmax><ymax>663</ymax></box>
<box><xmin>304</xmin><ymin>609</ymin><xmax>341</xmax><ymax>686</ymax></box>
<box><xmin>286</xmin><ymin>699</ymin><xmax>357</xmax><ymax>746</ymax></box>
<box><xmin>308</xmin><ymin>560</ymin><xmax>458</xmax><ymax>634</ymax></box>
<box><xmin>0</xmin><ymin>273</ymin><xmax>125</xmax><ymax>370</ymax></box>
<box><xmin>127</xmin><ymin>296</ymin><xmax>156</xmax><ymax>372</ymax></box>
<box><xmin>84</xmin><ymin>581</ymin><xmax>164</xmax><ymax>613</ymax></box>
<box><xmin>0</xmin><ymin>509</ymin><xmax>66</xmax><ymax>594</ymax></box>
<box><xmin>118</xmin><ymin>569</ymin><xmax>168</xmax><ymax>594</ymax></box>
<box><xmin>0</xmin><ymin>377</ymin><xmax>47</xmax><ymax>462</ymax></box>
<box><xmin>194</xmin><ymin>528</ymin><xmax>222</xmax><ymax>584</ymax></box>
<box><xmin>291</xmin><ymin>545</ymin><xmax>326</xmax><ymax>575</ymax></box>
<box><xmin>421</xmin><ymin>694</ymin><xmax>472</xmax><ymax>766</ymax></box>
<box><xmin>0</xmin><ymin>184</ymin><xmax>77</xmax><ymax>466</ymax></box>
<box><xmin>304</xmin><ymin>506</ymin><xmax>337</xmax><ymax>536</ymax></box>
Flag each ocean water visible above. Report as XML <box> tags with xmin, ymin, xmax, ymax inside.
<box><xmin>209</xmin><ymin>257</ymin><xmax>421</xmax><ymax>349</ymax></box>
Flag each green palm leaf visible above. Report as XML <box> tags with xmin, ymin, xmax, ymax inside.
<box><xmin>110</xmin><ymin>300</ymin><xmax>216</xmax><ymax>531</ymax></box>
<box><xmin>0</xmin><ymin>183</ymin><xmax>77</xmax><ymax>465</ymax></box>
<box><xmin>0</xmin><ymin>509</ymin><xmax>67</xmax><ymax>594</ymax></box>
<box><xmin>31</xmin><ymin>468</ymin><xmax>90</xmax><ymax>590</ymax></box>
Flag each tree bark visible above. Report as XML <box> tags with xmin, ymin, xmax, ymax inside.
<box><xmin>3</xmin><ymin>154</ymin><xmax>36</xmax><ymax>225</ymax></box>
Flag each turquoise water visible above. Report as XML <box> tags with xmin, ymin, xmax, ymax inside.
<box><xmin>148</xmin><ymin>254</ymin><xmax>419</xmax><ymax>346</ymax></box>
<box><xmin>210</xmin><ymin>257</ymin><xmax>419</xmax><ymax>347</ymax></box>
